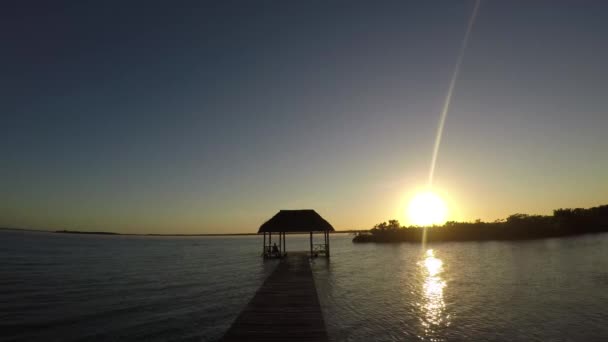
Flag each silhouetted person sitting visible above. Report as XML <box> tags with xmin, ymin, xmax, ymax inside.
<box><xmin>272</xmin><ymin>243</ymin><xmax>280</xmax><ymax>257</ymax></box>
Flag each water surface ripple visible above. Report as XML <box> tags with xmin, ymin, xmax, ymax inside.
<box><xmin>2</xmin><ymin>230</ymin><xmax>608</xmax><ymax>341</ymax></box>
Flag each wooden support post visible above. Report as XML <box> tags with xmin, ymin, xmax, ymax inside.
<box><xmin>279</xmin><ymin>232</ymin><xmax>282</xmax><ymax>256</ymax></box>
<box><xmin>283</xmin><ymin>232</ymin><xmax>286</xmax><ymax>255</ymax></box>
<box><xmin>310</xmin><ymin>231</ymin><xmax>313</xmax><ymax>258</ymax></box>
<box><xmin>263</xmin><ymin>232</ymin><xmax>266</xmax><ymax>257</ymax></box>
<box><xmin>327</xmin><ymin>231</ymin><xmax>330</xmax><ymax>258</ymax></box>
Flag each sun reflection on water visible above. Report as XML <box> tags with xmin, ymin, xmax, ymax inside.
<box><xmin>418</xmin><ymin>249</ymin><xmax>449</xmax><ymax>341</ymax></box>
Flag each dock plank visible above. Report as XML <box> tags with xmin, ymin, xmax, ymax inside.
<box><xmin>220</xmin><ymin>253</ymin><xmax>328</xmax><ymax>342</ymax></box>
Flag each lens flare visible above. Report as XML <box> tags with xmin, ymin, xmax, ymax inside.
<box><xmin>428</xmin><ymin>0</ymin><xmax>480</xmax><ymax>186</ymax></box>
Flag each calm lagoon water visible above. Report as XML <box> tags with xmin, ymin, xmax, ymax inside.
<box><xmin>2</xmin><ymin>230</ymin><xmax>608</xmax><ymax>341</ymax></box>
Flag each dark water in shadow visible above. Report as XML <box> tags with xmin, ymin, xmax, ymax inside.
<box><xmin>2</xmin><ymin>230</ymin><xmax>608</xmax><ymax>341</ymax></box>
<box><xmin>0</xmin><ymin>231</ymin><xmax>277</xmax><ymax>341</ymax></box>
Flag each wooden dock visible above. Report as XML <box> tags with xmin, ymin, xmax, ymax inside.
<box><xmin>220</xmin><ymin>253</ymin><xmax>328</xmax><ymax>342</ymax></box>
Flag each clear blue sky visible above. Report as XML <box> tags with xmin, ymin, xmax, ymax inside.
<box><xmin>1</xmin><ymin>1</ymin><xmax>607</xmax><ymax>233</ymax></box>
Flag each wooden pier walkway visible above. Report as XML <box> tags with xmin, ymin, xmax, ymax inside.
<box><xmin>220</xmin><ymin>253</ymin><xmax>328</xmax><ymax>342</ymax></box>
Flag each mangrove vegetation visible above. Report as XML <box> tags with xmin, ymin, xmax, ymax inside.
<box><xmin>353</xmin><ymin>204</ymin><xmax>608</xmax><ymax>243</ymax></box>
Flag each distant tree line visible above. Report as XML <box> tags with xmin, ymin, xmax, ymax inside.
<box><xmin>352</xmin><ymin>204</ymin><xmax>608</xmax><ymax>243</ymax></box>
<box><xmin>56</xmin><ymin>230</ymin><xmax>119</xmax><ymax>235</ymax></box>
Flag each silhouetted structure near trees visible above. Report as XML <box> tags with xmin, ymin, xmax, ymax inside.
<box><xmin>353</xmin><ymin>204</ymin><xmax>608</xmax><ymax>243</ymax></box>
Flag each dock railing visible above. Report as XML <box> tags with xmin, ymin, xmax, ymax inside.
<box><xmin>263</xmin><ymin>245</ymin><xmax>286</xmax><ymax>259</ymax></box>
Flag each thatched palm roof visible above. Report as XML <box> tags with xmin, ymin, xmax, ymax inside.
<box><xmin>258</xmin><ymin>210</ymin><xmax>335</xmax><ymax>233</ymax></box>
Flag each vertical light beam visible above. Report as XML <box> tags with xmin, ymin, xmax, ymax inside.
<box><xmin>422</xmin><ymin>0</ymin><xmax>480</xmax><ymax>251</ymax></box>
<box><xmin>428</xmin><ymin>0</ymin><xmax>481</xmax><ymax>187</ymax></box>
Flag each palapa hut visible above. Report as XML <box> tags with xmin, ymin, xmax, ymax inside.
<box><xmin>259</xmin><ymin>209</ymin><xmax>334</xmax><ymax>258</ymax></box>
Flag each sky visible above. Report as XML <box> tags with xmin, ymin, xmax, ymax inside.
<box><xmin>1</xmin><ymin>1</ymin><xmax>607</xmax><ymax>234</ymax></box>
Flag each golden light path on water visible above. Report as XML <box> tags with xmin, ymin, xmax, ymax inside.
<box><xmin>418</xmin><ymin>249</ymin><xmax>448</xmax><ymax>340</ymax></box>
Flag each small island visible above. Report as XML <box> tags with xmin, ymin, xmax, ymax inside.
<box><xmin>353</xmin><ymin>204</ymin><xmax>608</xmax><ymax>243</ymax></box>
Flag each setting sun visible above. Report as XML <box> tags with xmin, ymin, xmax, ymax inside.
<box><xmin>407</xmin><ymin>191</ymin><xmax>448</xmax><ymax>226</ymax></box>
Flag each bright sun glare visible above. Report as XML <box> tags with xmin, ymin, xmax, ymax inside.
<box><xmin>407</xmin><ymin>191</ymin><xmax>448</xmax><ymax>226</ymax></box>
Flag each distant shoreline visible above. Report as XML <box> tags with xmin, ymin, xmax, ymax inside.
<box><xmin>353</xmin><ymin>204</ymin><xmax>608</xmax><ymax>243</ymax></box>
<box><xmin>0</xmin><ymin>227</ymin><xmax>361</xmax><ymax>237</ymax></box>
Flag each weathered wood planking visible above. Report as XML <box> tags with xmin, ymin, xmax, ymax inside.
<box><xmin>220</xmin><ymin>253</ymin><xmax>328</xmax><ymax>342</ymax></box>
